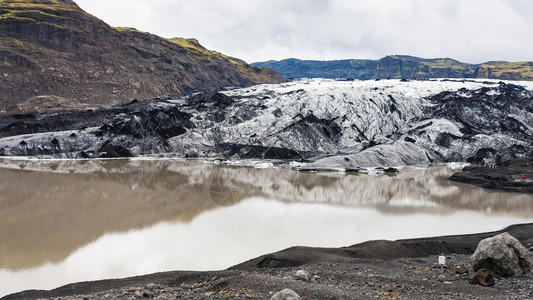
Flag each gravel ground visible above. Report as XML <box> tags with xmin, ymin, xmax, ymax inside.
<box><xmin>5</xmin><ymin>224</ymin><xmax>533</xmax><ymax>300</ymax></box>
<box><xmin>19</xmin><ymin>255</ymin><xmax>533</xmax><ymax>299</ymax></box>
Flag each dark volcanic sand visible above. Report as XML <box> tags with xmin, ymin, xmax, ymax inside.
<box><xmin>449</xmin><ymin>159</ymin><xmax>533</xmax><ymax>194</ymax></box>
<box><xmin>4</xmin><ymin>223</ymin><xmax>533</xmax><ymax>299</ymax></box>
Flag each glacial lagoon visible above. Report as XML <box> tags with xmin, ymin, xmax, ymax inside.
<box><xmin>1</xmin><ymin>158</ymin><xmax>533</xmax><ymax>297</ymax></box>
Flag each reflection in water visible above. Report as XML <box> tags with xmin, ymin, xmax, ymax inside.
<box><xmin>0</xmin><ymin>158</ymin><xmax>532</xmax><ymax>297</ymax></box>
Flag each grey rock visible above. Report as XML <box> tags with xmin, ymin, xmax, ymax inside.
<box><xmin>471</xmin><ymin>232</ymin><xmax>533</xmax><ymax>277</ymax></box>
<box><xmin>142</xmin><ymin>289</ymin><xmax>154</xmax><ymax>297</ymax></box>
<box><xmin>145</xmin><ymin>283</ymin><xmax>162</xmax><ymax>290</ymax></box>
<box><xmin>270</xmin><ymin>288</ymin><xmax>301</xmax><ymax>300</ymax></box>
<box><xmin>437</xmin><ymin>275</ymin><xmax>446</xmax><ymax>282</ymax></box>
<box><xmin>294</xmin><ymin>270</ymin><xmax>310</xmax><ymax>282</ymax></box>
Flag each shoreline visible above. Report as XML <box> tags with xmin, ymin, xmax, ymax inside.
<box><xmin>4</xmin><ymin>223</ymin><xmax>533</xmax><ymax>299</ymax></box>
<box><xmin>448</xmin><ymin>159</ymin><xmax>533</xmax><ymax>194</ymax></box>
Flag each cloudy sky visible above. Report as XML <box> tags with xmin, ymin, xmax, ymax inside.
<box><xmin>75</xmin><ymin>0</ymin><xmax>533</xmax><ymax>64</ymax></box>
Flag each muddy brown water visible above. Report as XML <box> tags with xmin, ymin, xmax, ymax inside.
<box><xmin>1</xmin><ymin>158</ymin><xmax>532</xmax><ymax>297</ymax></box>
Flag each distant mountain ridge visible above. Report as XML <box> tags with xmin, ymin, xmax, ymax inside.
<box><xmin>253</xmin><ymin>56</ymin><xmax>533</xmax><ymax>81</ymax></box>
<box><xmin>0</xmin><ymin>0</ymin><xmax>283</xmax><ymax>114</ymax></box>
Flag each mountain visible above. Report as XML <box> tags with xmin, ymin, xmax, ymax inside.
<box><xmin>253</xmin><ymin>56</ymin><xmax>533</xmax><ymax>81</ymax></box>
<box><xmin>0</xmin><ymin>0</ymin><xmax>283</xmax><ymax>114</ymax></box>
<box><xmin>0</xmin><ymin>78</ymin><xmax>531</xmax><ymax>168</ymax></box>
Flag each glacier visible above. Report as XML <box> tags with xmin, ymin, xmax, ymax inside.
<box><xmin>0</xmin><ymin>78</ymin><xmax>531</xmax><ymax>168</ymax></box>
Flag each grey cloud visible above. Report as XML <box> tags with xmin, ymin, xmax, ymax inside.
<box><xmin>76</xmin><ymin>0</ymin><xmax>533</xmax><ymax>63</ymax></box>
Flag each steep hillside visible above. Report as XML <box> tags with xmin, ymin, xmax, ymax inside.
<box><xmin>254</xmin><ymin>56</ymin><xmax>533</xmax><ymax>81</ymax></box>
<box><xmin>0</xmin><ymin>0</ymin><xmax>283</xmax><ymax>113</ymax></box>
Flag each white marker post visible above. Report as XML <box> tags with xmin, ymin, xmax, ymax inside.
<box><xmin>438</xmin><ymin>254</ymin><xmax>446</xmax><ymax>265</ymax></box>
<box><xmin>438</xmin><ymin>254</ymin><xmax>446</xmax><ymax>273</ymax></box>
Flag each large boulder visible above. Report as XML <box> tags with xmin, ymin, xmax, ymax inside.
<box><xmin>471</xmin><ymin>232</ymin><xmax>533</xmax><ymax>277</ymax></box>
<box><xmin>270</xmin><ymin>289</ymin><xmax>301</xmax><ymax>300</ymax></box>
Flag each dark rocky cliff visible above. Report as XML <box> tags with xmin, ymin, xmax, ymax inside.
<box><xmin>254</xmin><ymin>56</ymin><xmax>533</xmax><ymax>81</ymax></box>
<box><xmin>0</xmin><ymin>0</ymin><xmax>283</xmax><ymax>113</ymax></box>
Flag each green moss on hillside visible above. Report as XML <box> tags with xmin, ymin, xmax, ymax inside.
<box><xmin>415</xmin><ymin>59</ymin><xmax>475</xmax><ymax>78</ymax></box>
<box><xmin>0</xmin><ymin>1</ymin><xmax>80</xmax><ymax>22</ymax></box>
<box><xmin>0</xmin><ymin>0</ymin><xmax>80</xmax><ymax>11</ymax></box>
<box><xmin>0</xmin><ymin>36</ymin><xmax>25</xmax><ymax>47</ymax></box>
<box><xmin>114</xmin><ymin>27</ymin><xmax>146</xmax><ymax>34</ymax></box>
<box><xmin>169</xmin><ymin>37</ymin><xmax>244</xmax><ymax>65</ymax></box>
<box><xmin>169</xmin><ymin>37</ymin><xmax>207</xmax><ymax>53</ymax></box>
<box><xmin>0</xmin><ymin>0</ymin><xmax>91</xmax><ymax>34</ymax></box>
<box><xmin>477</xmin><ymin>62</ymin><xmax>533</xmax><ymax>80</ymax></box>
<box><xmin>420</xmin><ymin>59</ymin><xmax>467</xmax><ymax>70</ymax></box>
<box><xmin>168</xmin><ymin>37</ymin><xmax>263</xmax><ymax>81</ymax></box>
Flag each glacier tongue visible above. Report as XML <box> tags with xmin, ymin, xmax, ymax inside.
<box><xmin>0</xmin><ymin>78</ymin><xmax>532</xmax><ymax>167</ymax></box>
<box><xmin>178</xmin><ymin>78</ymin><xmax>533</xmax><ymax>167</ymax></box>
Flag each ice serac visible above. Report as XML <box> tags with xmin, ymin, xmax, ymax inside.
<box><xmin>0</xmin><ymin>79</ymin><xmax>532</xmax><ymax>167</ymax></box>
<box><xmin>0</xmin><ymin>0</ymin><xmax>283</xmax><ymax>113</ymax></box>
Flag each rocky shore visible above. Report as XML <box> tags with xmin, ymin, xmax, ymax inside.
<box><xmin>4</xmin><ymin>223</ymin><xmax>533</xmax><ymax>300</ymax></box>
<box><xmin>449</xmin><ymin>158</ymin><xmax>533</xmax><ymax>194</ymax></box>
